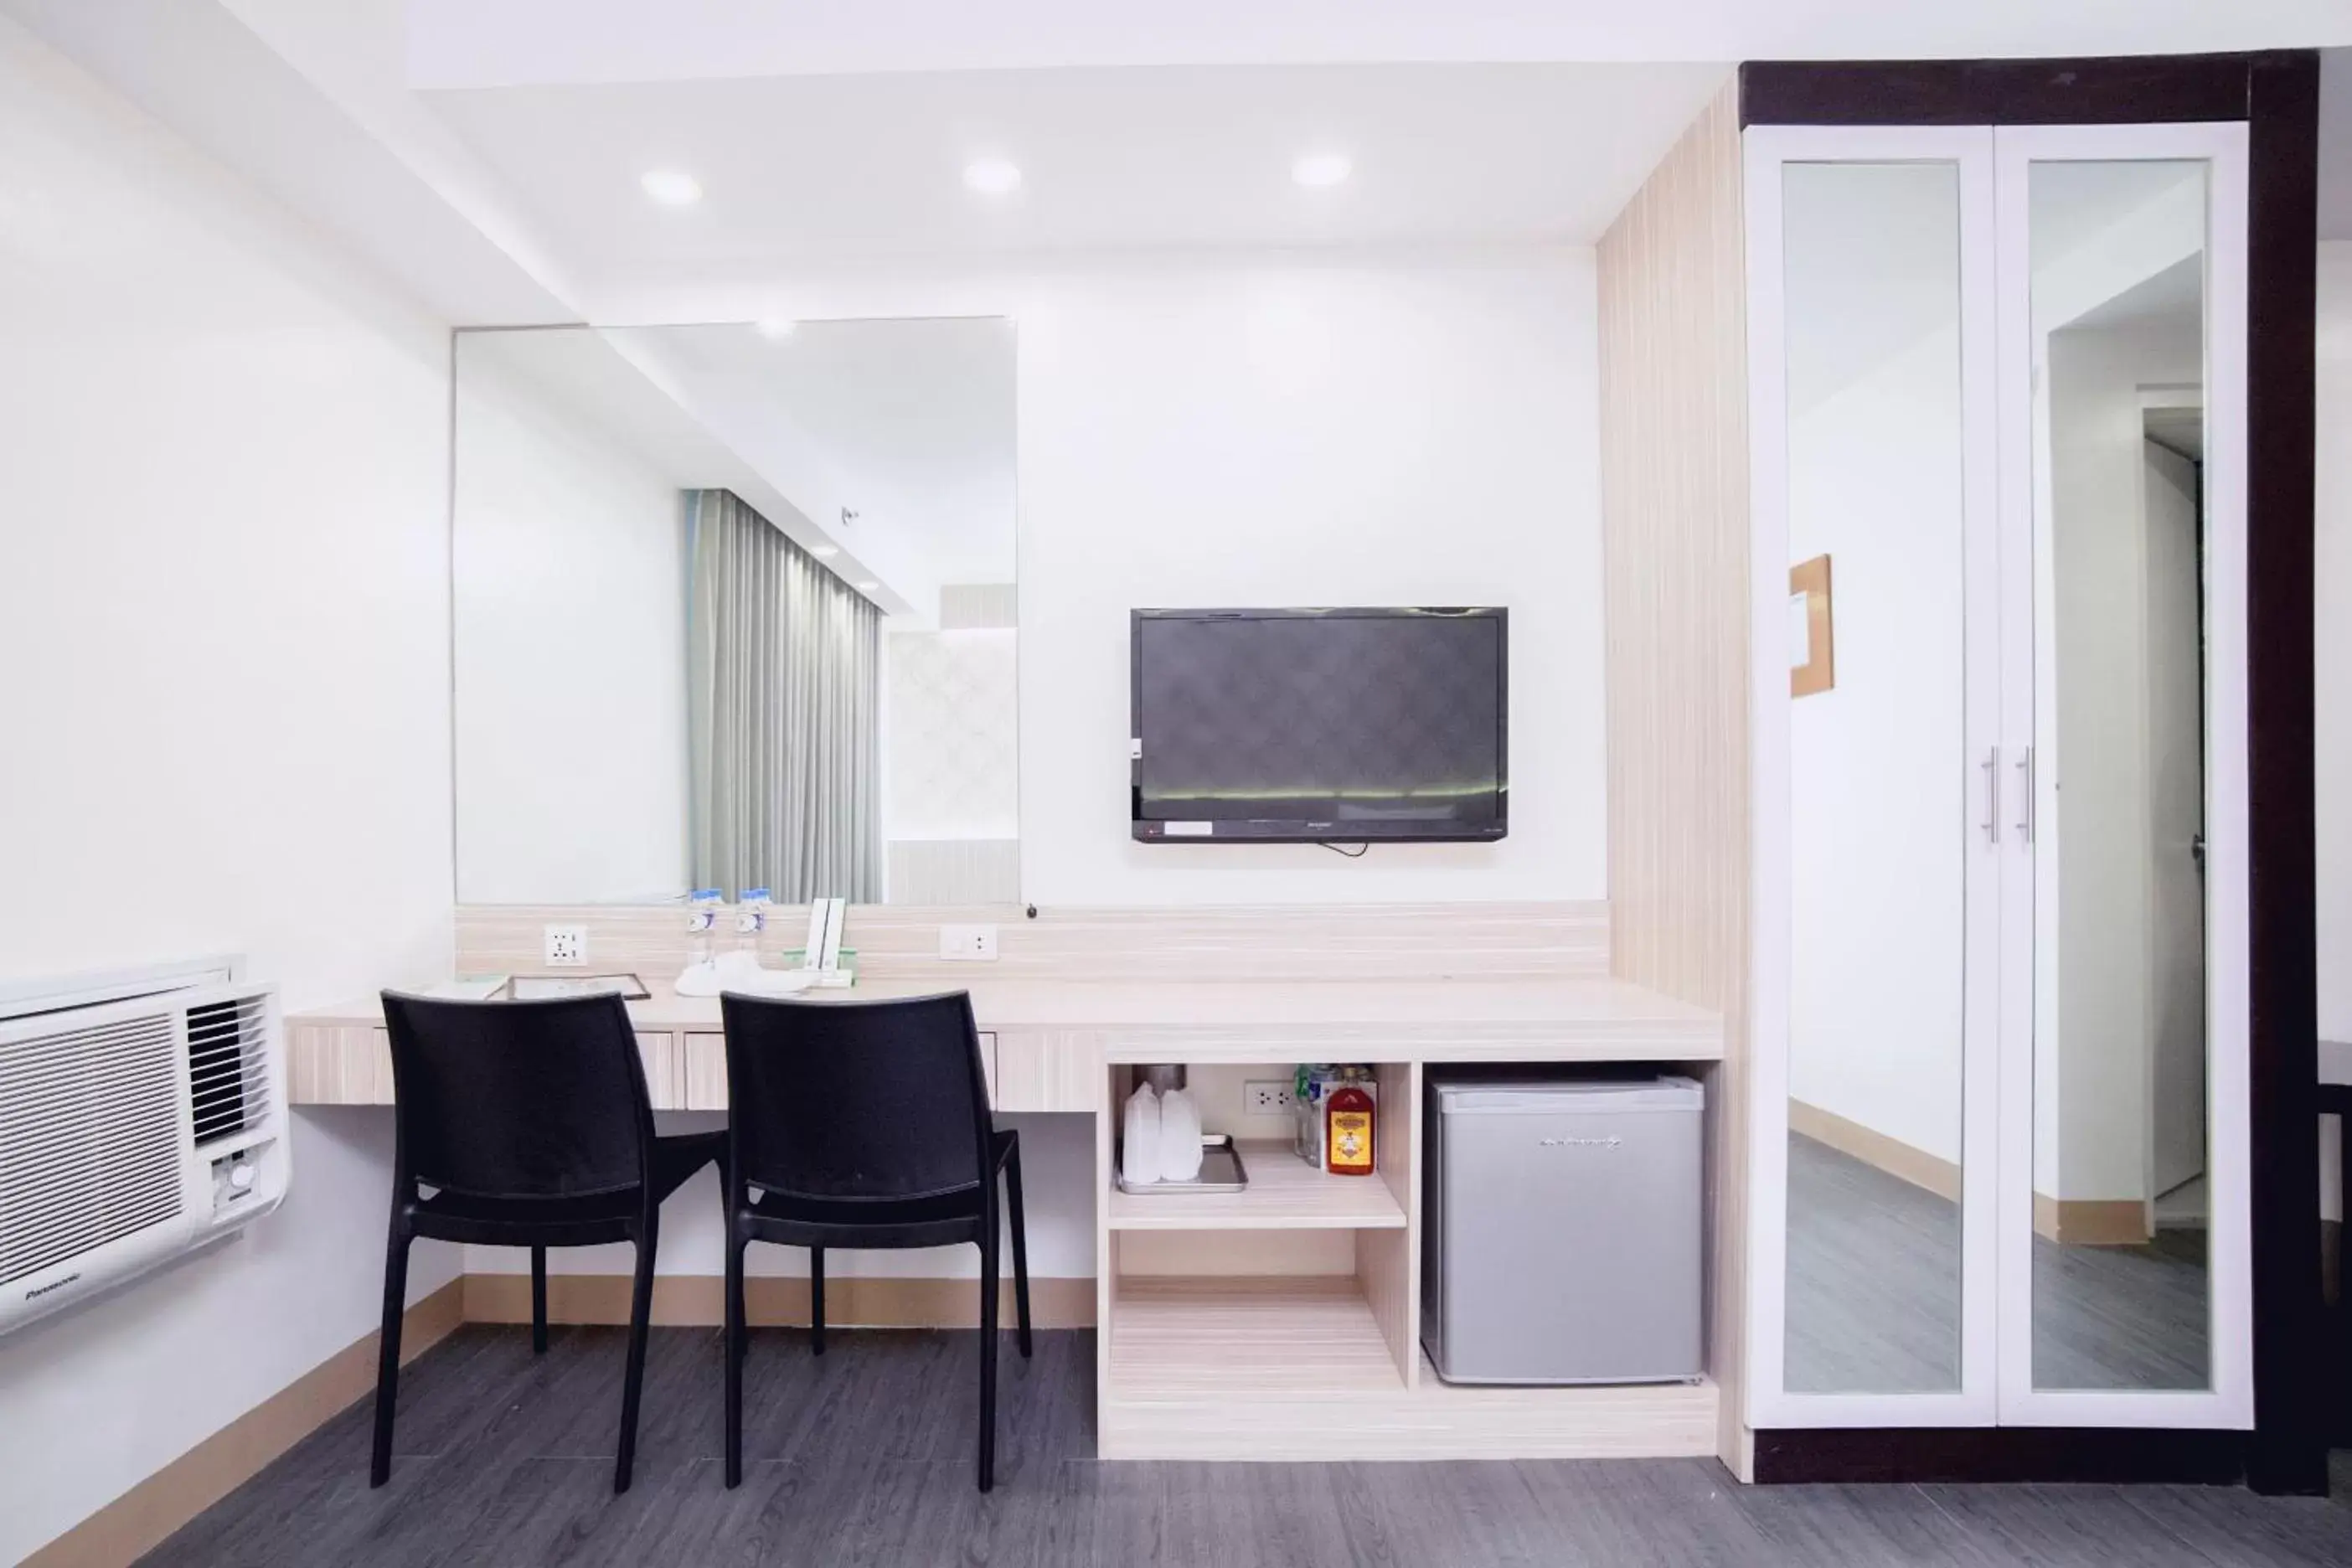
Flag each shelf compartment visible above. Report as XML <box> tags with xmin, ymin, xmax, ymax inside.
<box><xmin>1109</xmin><ymin>1276</ymin><xmax>1406</xmax><ymax>1399</ymax></box>
<box><xmin>1101</xmin><ymin>1278</ymin><xmax>1719</xmax><ymax>1461</ymax></box>
<box><xmin>1107</xmin><ymin>1141</ymin><xmax>1406</xmax><ymax>1230</ymax></box>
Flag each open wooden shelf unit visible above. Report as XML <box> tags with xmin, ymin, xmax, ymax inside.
<box><xmin>1093</xmin><ymin>1059</ymin><xmax>1721</xmax><ymax>1461</ymax></box>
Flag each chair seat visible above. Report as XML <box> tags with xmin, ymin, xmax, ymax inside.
<box><xmin>410</xmin><ymin>1131</ymin><xmax>725</xmax><ymax>1246</ymax></box>
<box><xmin>738</xmin><ymin>1129</ymin><xmax>1014</xmax><ymax>1249</ymax></box>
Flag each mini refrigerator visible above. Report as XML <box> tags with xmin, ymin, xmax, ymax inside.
<box><xmin>1421</xmin><ymin>1074</ymin><xmax>1705</xmax><ymax>1385</ymax></box>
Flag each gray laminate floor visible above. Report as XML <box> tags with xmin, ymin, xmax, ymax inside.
<box><xmin>139</xmin><ymin>1323</ymin><xmax>2352</xmax><ymax>1567</ymax></box>
<box><xmin>1786</xmin><ymin>1133</ymin><xmax>2210</xmax><ymax>1395</ymax></box>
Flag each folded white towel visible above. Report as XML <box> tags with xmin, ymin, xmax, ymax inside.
<box><xmin>1121</xmin><ymin>1084</ymin><xmax>1161</xmax><ymax>1185</ymax></box>
<box><xmin>1158</xmin><ymin>1087</ymin><xmax>1204</xmax><ymax>1183</ymax></box>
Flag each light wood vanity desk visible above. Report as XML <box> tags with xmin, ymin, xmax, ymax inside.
<box><xmin>285</xmin><ymin>903</ymin><xmax>1730</xmax><ymax>1464</ymax></box>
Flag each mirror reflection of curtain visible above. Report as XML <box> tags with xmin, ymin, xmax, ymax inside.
<box><xmin>686</xmin><ymin>489</ymin><xmax>881</xmax><ymax>901</ymax></box>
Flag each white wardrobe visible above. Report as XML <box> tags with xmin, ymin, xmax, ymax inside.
<box><xmin>1742</xmin><ymin>120</ymin><xmax>2257</xmax><ymax>1432</ymax></box>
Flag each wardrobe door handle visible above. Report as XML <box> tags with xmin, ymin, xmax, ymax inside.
<box><xmin>2014</xmin><ymin>747</ymin><xmax>2035</xmax><ymax>843</ymax></box>
<box><xmin>1981</xmin><ymin>746</ymin><xmax>2001</xmax><ymax>845</ymax></box>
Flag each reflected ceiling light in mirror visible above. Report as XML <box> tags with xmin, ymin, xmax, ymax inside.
<box><xmin>1292</xmin><ymin>152</ymin><xmax>1353</xmax><ymax>189</ymax></box>
<box><xmin>854</xmin><ymin>580</ymin><xmax>880</xmax><ymax>592</ymax></box>
<box><xmin>639</xmin><ymin>168</ymin><xmax>704</xmax><ymax>205</ymax></box>
<box><xmin>808</xmin><ymin>544</ymin><xmax>839</xmax><ymax>559</ymax></box>
<box><xmin>963</xmin><ymin>157</ymin><xmax>1023</xmax><ymax>196</ymax></box>
<box><xmin>755</xmin><ymin>318</ymin><xmax>797</xmax><ymax>339</ymax></box>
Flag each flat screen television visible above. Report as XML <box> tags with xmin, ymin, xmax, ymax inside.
<box><xmin>1130</xmin><ymin>606</ymin><xmax>1508</xmax><ymax>843</ymax></box>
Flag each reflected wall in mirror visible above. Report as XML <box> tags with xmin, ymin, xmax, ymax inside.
<box><xmin>451</xmin><ymin>319</ymin><xmax>1019</xmax><ymax>906</ymax></box>
<box><xmin>2030</xmin><ymin>159</ymin><xmax>2211</xmax><ymax>1391</ymax></box>
<box><xmin>1778</xmin><ymin>160</ymin><xmax>1968</xmax><ymax>1394</ymax></box>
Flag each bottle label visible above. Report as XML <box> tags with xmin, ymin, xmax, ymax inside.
<box><xmin>1328</xmin><ymin>1110</ymin><xmax>1374</xmax><ymax>1173</ymax></box>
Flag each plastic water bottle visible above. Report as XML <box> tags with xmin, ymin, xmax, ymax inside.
<box><xmin>686</xmin><ymin>889</ymin><xmax>723</xmax><ymax>967</ymax></box>
<box><xmin>735</xmin><ymin>888</ymin><xmax>771</xmax><ymax>962</ymax></box>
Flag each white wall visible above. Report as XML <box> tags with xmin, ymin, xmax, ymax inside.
<box><xmin>885</xmin><ymin>627</ymin><xmax>1019</xmax><ymax>843</ymax></box>
<box><xmin>2040</xmin><ymin>315</ymin><xmax>2205</xmax><ymax>1206</ymax></box>
<box><xmin>452</xmin><ymin>344</ymin><xmax>689</xmax><ymax>903</ymax></box>
<box><xmin>884</xmin><ymin>618</ymin><xmax>1022</xmax><ymax>902</ymax></box>
<box><xmin>600</xmin><ymin>248</ymin><xmax>1607</xmax><ymax>906</ymax></box>
<box><xmin>2316</xmin><ymin>242</ymin><xmax>2352</xmax><ymax>1224</ymax></box>
<box><xmin>1785</xmin><ymin>324</ymin><xmax>1969</xmax><ymax>1167</ymax></box>
<box><xmin>0</xmin><ymin>18</ymin><xmax>458</xmax><ymax>1564</ymax></box>
<box><xmin>1778</xmin><ymin>163</ymin><xmax>1968</xmax><ymax>1168</ymax></box>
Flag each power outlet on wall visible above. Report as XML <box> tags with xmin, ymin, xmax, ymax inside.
<box><xmin>544</xmin><ymin>925</ymin><xmax>588</xmax><ymax>967</ymax></box>
<box><xmin>1244</xmin><ymin>1080</ymin><xmax>1296</xmax><ymax>1115</ymax></box>
<box><xmin>938</xmin><ymin>924</ymin><xmax>998</xmax><ymax>962</ymax></box>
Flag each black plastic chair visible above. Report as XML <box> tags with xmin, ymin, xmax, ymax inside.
<box><xmin>718</xmin><ymin>990</ymin><xmax>1031</xmax><ymax>1492</ymax></box>
<box><xmin>371</xmin><ymin>992</ymin><xmax>724</xmax><ymax>1493</ymax></box>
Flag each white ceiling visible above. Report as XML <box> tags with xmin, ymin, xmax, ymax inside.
<box><xmin>630</xmin><ymin>318</ymin><xmax>1018</xmax><ymax>586</ymax></box>
<box><xmin>401</xmin><ymin>0</ymin><xmax>2352</xmax><ymax>87</ymax></box>
<box><xmin>456</xmin><ymin>318</ymin><xmax>1015</xmax><ymax>616</ymax></box>
<box><xmin>422</xmin><ymin>63</ymin><xmax>1731</xmax><ymax>268</ymax></box>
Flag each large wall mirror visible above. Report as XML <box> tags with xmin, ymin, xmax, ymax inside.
<box><xmin>451</xmin><ymin>319</ymin><xmax>1019</xmax><ymax>906</ymax></box>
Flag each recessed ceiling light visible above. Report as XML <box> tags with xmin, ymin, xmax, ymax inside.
<box><xmin>640</xmin><ymin>168</ymin><xmax>702</xmax><ymax>205</ymax></box>
<box><xmin>1292</xmin><ymin>152</ymin><xmax>1352</xmax><ymax>189</ymax></box>
<box><xmin>808</xmin><ymin>544</ymin><xmax>838</xmax><ymax>559</ymax></box>
<box><xmin>756</xmin><ymin>318</ymin><xmax>797</xmax><ymax>339</ymax></box>
<box><xmin>962</xmin><ymin>158</ymin><xmax>1023</xmax><ymax>196</ymax></box>
<box><xmin>854</xmin><ymin>580</ymin><xmax>880</xmax><ymax>592</ymax></box>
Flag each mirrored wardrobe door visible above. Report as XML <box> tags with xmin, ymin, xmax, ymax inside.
<box><xmin>1746</xmin><ymin>126</ymin><xmax>2001</xmax><ymax>1427</ymax></box>
<box><xmin>1994</xmin><ymin>122</ymin><xmax>2253</xmax><ymax>1426</ymax></box>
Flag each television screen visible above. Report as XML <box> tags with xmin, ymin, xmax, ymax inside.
<box><xmin>1130</xmin><ymin>607</ymin><xmax>1508</xmax><ymax>843</ymax></box>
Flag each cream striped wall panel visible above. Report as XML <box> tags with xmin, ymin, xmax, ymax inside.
<box><xmin>1596</xmin><ymin>76</ymin><xmax>1752</xmax><ymax>1473</ymax></box>
<box><xmin>454</xmin><ymin>900</ymin><xmax>1610</xmax><ymax>984</ymax></box>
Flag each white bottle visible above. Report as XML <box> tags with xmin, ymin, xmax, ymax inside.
<box><xmin>1158</xmin><ymin>1087</ymin><xmax>1204</xmax><ymax>1183</ymax></box>
<box><xmin>675</xmin><ymin>889</ymin><xmax>725</xmax><ymax>996</ymax></box>
<box><xmin>687</xmin><ymin>889</ymin><xmax>721</xmax><ymax>967</ymax></box>
<box><xmin>724</xmin><ymin>888</ymin><xmax>771</xmax><ymax>977</ymax></box>
<box><xmin>1121</xmin><ymin>1084</ymin><xmax>1162</xmax><ymax>1186</ymax></box>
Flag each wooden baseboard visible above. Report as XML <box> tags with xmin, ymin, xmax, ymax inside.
<box><xmin>1788</xmin><ymin>1100</ymin><xmax>1961</xmax><ymax>1202</ymax></box>
<box><xmin>23</xmin><ymin>1278</ymin><xmax>466</xmax><ymax>1568</ymax></box>
<box><xmin>463</xmin><ymin>1271</ymin><xmax>1096</xmax><ymax>1329</ymax></box>
<box><xmin>2034</xmin><ymin>1194</ymin><xmax>2152</xmax><ymax>1246</ymax></box>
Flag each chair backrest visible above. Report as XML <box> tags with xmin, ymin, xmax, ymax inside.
<box><xmin>380</xmin><ymin>992</ymin><xmax>653</xmax><ymax>1201</ymax></box>
<box><xmin>720</xmin><ymin>991</ymin><xmax>992</xmax><ymax>1202</ymax></box>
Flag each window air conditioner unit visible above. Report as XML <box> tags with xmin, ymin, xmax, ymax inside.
<box><xmin>0</xmin><ymin>963</ymin><xmax>290</xmax><ymax>1334</ymax></box>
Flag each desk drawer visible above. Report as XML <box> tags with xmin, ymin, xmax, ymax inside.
<box><xmin>287</xmin><ymin>1023</ymin><xmax>395</xmax><ymax>1104</ymax></box>
<box><xmin>992</xmin><ymin>1036</ymin><xmax>1101</xmax><ymax>1112</ymax></box>
<box><xmin>636</xmin><ymin>1031</ymin><xmax>683</xmax><ymax>1109</ymax></box>
<box><xmin>681</xmin><ymin>1030</ymin><xmax>999</xmax><ymax>1111</ymax></box>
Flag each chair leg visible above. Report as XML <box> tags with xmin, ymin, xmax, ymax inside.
<box><xmin>615</xmin><ymin>1214</ymin><xmax>658</xmax><ymax>1494</ymax></box>
<box><xmin>530</xmin><ymin>1245</ymin><xmax>549</xmax><ymax>1355</ymax></box>
<box><xmin>725</xmin><ymin>1227</ymin><xmax>746</xmax><ymax>1489</ymax></box>
<box><xmin>369</xmin><ymin>1221</ymin><xmax>410</xmax><ymax>1488</ymax></box>
<box><xmin>977</xmin><ymin>1222</ymin><xmax>999</xmax><ymax>1492</ymax></box>
<box><xmin>810</xmin><ymin>1244</ymin><xmax>826</xmax><ymax>1357</ymax></box>
<box><xmin>1005</xmin><ymin>1137</ymin><xmax>1034</xmax><ymax>1359</ymax></box>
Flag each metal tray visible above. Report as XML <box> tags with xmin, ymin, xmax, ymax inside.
<box><xmin>1116</xmin><ymin>1132</ymin><xmax>1249</xmax><ymax>1194</ymax></box>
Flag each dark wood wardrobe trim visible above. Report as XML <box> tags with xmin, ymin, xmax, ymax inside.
<box><xmin>1752</xmin><ymin>1428</ymin><xmax>2248</xmax><ymax>1488</ymax></box>
<box><xmin>1738</xmin><ymin>50</ymin><xmax>2326</xmax><ymax>1496</ymax></box>
<box><xmin>1738</xmin><ymin>54</ymin><xmax>2255</xmax><ymax>127</ymax></box>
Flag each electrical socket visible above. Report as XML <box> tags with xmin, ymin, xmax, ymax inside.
<box><xmin>937</xmin><ymin>923</ymin><xmax>998</xmax><ymax>962</ymax></box>
<box><xmin>544</xmin><ymin>925</ymin><xmax>588</xmax><ymax>967</ymax></box>
<box><xmin>1244</xmin><ymin>1079</ymin><xmax>1296</xmax><ymax>1115</ymax></box>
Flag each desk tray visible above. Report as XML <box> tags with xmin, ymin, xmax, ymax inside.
<box><xmin>1116</xmin><ymin>1132</ymin><xmax>1249</xmax><ymax>1195</ymax></box>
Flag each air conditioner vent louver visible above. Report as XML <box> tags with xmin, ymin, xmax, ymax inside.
<box><xmin>186</xmin><ymin>995</ymin><xmax>270</xmax><ymax>1147</ymax></box>
<box><xmin>0</xmin><ymin>1012</ymin><xmax>183</xmax><ymax>1287</ymax></box>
